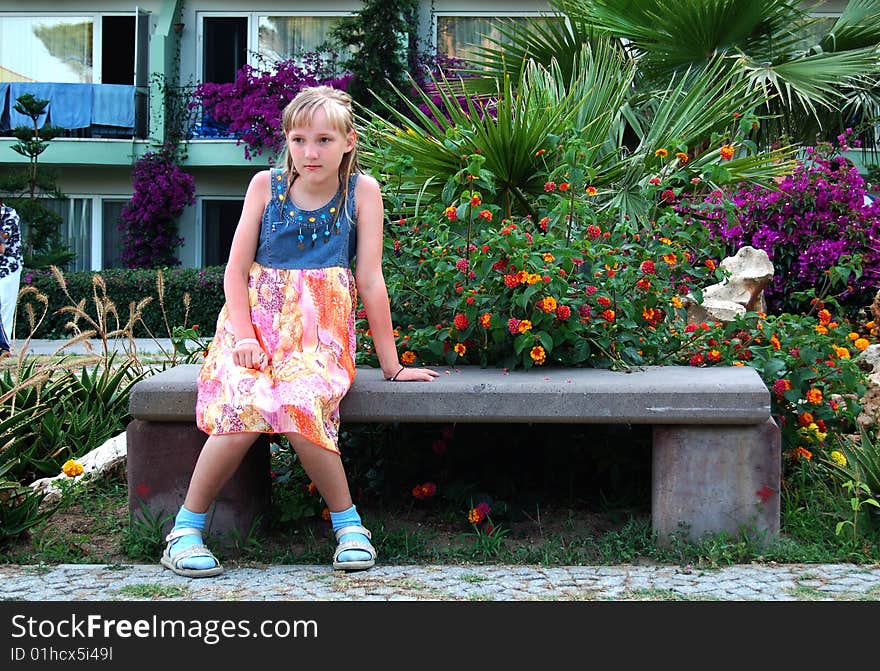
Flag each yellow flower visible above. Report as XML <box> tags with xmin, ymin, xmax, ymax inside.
<box><xmin>671</xmin><ymin>296</ymin><xmax>683</xmax><ymax>308</ymax></box>
<box><xmin>62</xmin><ymin>460</ymin><xmax>84</xmax><ymax>478</ymax></box>
<box><xmin>854</xmin><ymin>338</ymin><xmax>869</xmax><ymax>351</ymax></box>
<box><xmin>830</xmin><ymin>451</ymin><xmax>847</xmax><ymax>467</ymax></box>
<box><xmin>814</xmin><ymin>325</ymin><xmax>829</xmax><ymax>335</ymax></box>
<box><xmin>543</xmin><ymin>253</ymin><xmax>555</xmax><ymax>263</ymax></box>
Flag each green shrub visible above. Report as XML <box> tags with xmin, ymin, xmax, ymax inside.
<box><xmin>17</xmin><ymin>266</ymin><xmax>226</xmax><ymax>339</ymax></box>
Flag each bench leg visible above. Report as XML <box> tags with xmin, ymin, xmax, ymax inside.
<box><xmin>126</xmin><ymin>420</ymin><xmax>270</xmax><ymax>547</ymax></box>
<box><xmin>652</xmin><ymin>418</ymin><xmax>780</xmax><ymax>544</ymax></box>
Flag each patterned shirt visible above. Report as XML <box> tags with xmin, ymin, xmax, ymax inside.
<box><xmin>0</xmin><ymin>204</ymin><xmax>23</xmax><ymax>279</ymax></box>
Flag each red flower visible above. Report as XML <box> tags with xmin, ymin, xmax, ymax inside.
<box><xmin>689</xmin><ymin>353</ymin><xmax>704</xmax><ymax>366</ymax></box>
<box><xmin>544</xmin><ymin>181</ymin><xmax>557</xmax><ymax>192</ymax></box>
<box><xmin>661</xmin><ymin>189</ymin><xmax>676</xmax><ymax>203</ymax></box>
<box><xmin>640</xmin><ymin>260</ymin><xmax>656</xmax><ymax>274</ymax></box>
<box><xmin>503</xmin><ymin>274</ymin><xmax>520</xmax><ymax>288</ymax></box>
<box><xmin>558</xmin><ymin>182</ymin><xmax>570</xmax><ymax>192</ymax></box>
<box><xmin>538</xmin><ymin>217</ymin><xmax>549</xmax><ymax>232</ymax></box>
<box><xmin>756</xmin><ymin>485</ymin><xmax>775</xmax><ymax>504</ymax></box>
<box><xmin>478</xmin><ymin>209</ymin><xmax>493</xmax><ymax>221</ymax></box>
<box><xmin>507</xmin><ymin>318</ymin><xmax>521</xmax><ymax>334</ymax></box>
<box><xmin>597</xmin><ymin>296</ymin><xmax>611</xmax><ymax>307</ymax></box>
<box><xmin>586</xmin><ymin>225</ymin><xmax>601</xmax><ymax>239</ymax></box>
<box><xmin>556</xmin><ymin>305</ymin><xmax>571</xmax><ymax>320</ymax></box>
<box><xmin>454</xmin><ymin>314</ymin><xmax>469</xmax><ymax>330</ymax></box>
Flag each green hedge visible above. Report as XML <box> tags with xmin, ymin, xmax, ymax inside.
<box><xmin>17</xmin><ymin>266</ymin><xmax>226</xmax><ymax>339</ymax></box>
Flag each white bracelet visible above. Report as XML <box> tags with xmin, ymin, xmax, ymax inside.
<box><xmin>234</xmin><ymin>338</ymin><xmax>259</xmax><ymax>350</ymax></box>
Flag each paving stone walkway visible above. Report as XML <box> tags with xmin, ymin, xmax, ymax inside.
<box><xmin>1</xmin><ymin>562</ymin><xmax>879</xmax><ymax>601</ymax></box>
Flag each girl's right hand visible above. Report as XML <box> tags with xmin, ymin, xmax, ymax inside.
<box><xmin>233</xmin><ymin>339</ymin><xmax>265</xmax><ymax>370</ymax></box>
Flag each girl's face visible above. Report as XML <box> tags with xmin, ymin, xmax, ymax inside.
<box><xmin>285</xmin><ymin>107</ymin><xmax>355</xmax><ymax>185</ymax></box>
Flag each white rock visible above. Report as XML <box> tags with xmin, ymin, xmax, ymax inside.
<box><xmin>29</xmin><ymin>432</ymin><xmax>127</xmax><ymax>505</ymax></box>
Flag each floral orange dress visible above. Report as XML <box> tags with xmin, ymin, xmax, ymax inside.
<box><xmin>196</xmin><ymin>170</ymin><xmax>359</xmax><ymax>453</ymax></box>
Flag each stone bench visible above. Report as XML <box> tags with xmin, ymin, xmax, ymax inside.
<box><xmin>127</xmin><ymin>364</ymin><xmax>779</xmax><ymax>544</ymax></box>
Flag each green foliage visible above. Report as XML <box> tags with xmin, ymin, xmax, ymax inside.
<box><xmin>19</xmin><ymin>266</ymin><xmax>225</xmax><ymax>339</ymax></box>
<box><xmin>0</xmin><ymin>93</ymin><xmax>74</xmax><ymax>269</ymax></box>
<box><xmin>361</xmin><ymin>49</ymin><xmax>796</xmax><ymax>225</ymax></box>
<box><xmin>328</xmin><ymin>0</ymin><xmax>422</xmax><ymax>112</ymax></box>
<box><xmin>269</xmin><ymin>437</ymin><xmax>326</xmax><ymax>526</ymax></box>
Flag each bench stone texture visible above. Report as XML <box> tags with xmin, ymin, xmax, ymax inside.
<box><xmin>127</xmin><ymin>364</ymin><xmax>779</xmax><ymax>544</ymax></box>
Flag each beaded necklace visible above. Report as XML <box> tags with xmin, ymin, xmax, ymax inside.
<box><xmin>273</xmin><ymin>174</ymin><xmax>343</xmax><ymax>250</ymax></box>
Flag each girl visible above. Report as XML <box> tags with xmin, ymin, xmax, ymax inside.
<box><xmin>161</xmin><ymin>86</ymin><xmax>438</xmax><ymax>578</ymax></box>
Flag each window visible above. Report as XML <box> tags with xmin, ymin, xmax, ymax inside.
<box><xmin>203</xmin><ymin>17</ymin><xmax>248</xmax><ymax>84</ymax></box>
<box><xmin>435</xmin><ymin>14</ymin><xmax>560</xmax><ymax>61</ymax></box>
<box><xmin>0</xmin><ymin>16</ymin><xmax>94</xmax><ymax>83</ymax></box>
<box><xmin>198</xmin><ymin>11</ymin><xmax>350</xmax><ymax>83</ymax></box>
<box><xmin>202</xmin><ymin>200</ymin><xmax>244</xmax><ymax>267</ymax></box>
<box><xmin>102</xmin><ymin>200</ymin><xmax>128</xmax><ymax>269</ymax></box>
<box><xmin>257</xmin><ymin>16</ymin><xmax>342</xmax><ymax>62</ymax></box>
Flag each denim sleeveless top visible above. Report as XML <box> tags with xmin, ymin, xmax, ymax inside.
<box><xmin>254</xmin><ymin>169</ymin><xmax>358</xmax><ymax>269</ymax></box>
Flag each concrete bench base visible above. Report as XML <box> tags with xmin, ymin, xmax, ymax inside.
<box><xmin>126</xmin><ymin>364</ymin><xmax>779</xmax><ymax>545</ymax></box>
<box><xmin>126</xmin><ymin>421</ymin><xmax>270</xmax><ymax>545</ymax></box>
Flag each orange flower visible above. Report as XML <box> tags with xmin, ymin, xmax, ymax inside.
<box><xmin>817</xmin><ymin>309</ymin><xmax>832</xmax><ymax>324</ymax></box>
<box><xmin>719</xmin><ymin>144</ymin><xmax>735</xmax><ymax>160</ymax></box>
<box><xmin>539</xmin><ymin>296</ymin><xmax>558</xmax><ymax>313</ymax></box>
<box><xmin>601</xmin><ymin>309</ymin><xmax>615</xmax><ymax>322</ymax></box>
<box><xmin>663</xmin><ymin>253</ymin><xmax>677</xmax><ymax>265</ymax></box>
<box><xmin>480</xmin><ymin>312</ymin><xmax>492</xmax><ymax>328</ymax></box>
<box><xmin>585</xmin><ymin>185</ymin><xmax>598</xmax><ymax>196</ymax></box>
<box><xmin>854</xmin><ymin>338</ymin><xmax>869</xmax><ymax>351</ymax></box>
<box><xmin>454</xmin><ymin>343</ymin><xmax>467</xmax><ymax>357</ymax></box>
<box><xmin>307</xmin><ymin>482</ymin><xmax>318</xmax><ymax>494</ymax></box>
<box><xmin>542</xmin><ymin>253</ymin><xmax>555</xmax><ymax>263</ymax></box>
<box><xmin>468</xmin><ymin>508</ymin><xmax>484</xmax><ymax>524</ymax></box>
<box><xmin>814</xmin><ymin>325</ymin><xmax>828</xmax><ymax>335</ymax></box>
<box><xmin>675</xmin><ymin>152</ymin><xmax>689</xmax><ymax>164</ymax></box>
<box><xmin>518</xmin><ymin>320</ymin><xmax>533</xmax><ymax>333</ymax></box>
<box><xmin>770</xmin><ymin>334</ymin><xmax>781</xmax><ymax>351</ymax></box>
<box><xmin>401</xmin><ymin>350</ymin><xmax>416</xmax><ymax>365</ymax></box>
<box><xmin>530</xmin><ymin>346</ymin><xmax>547</xmax><ymax>365</ymax></box>
<box><xmin>654</xmin><ymin>148</ymin><xmax>669</xmax><ymax>158</ymax></box>
<box><xmin>62</xmin><ymin>459</ymin><xmax>84</xmax><ymax>478</ymax></box>
<box><xmin>478</xmin><ymin>209</ymin><xmax>493</xmax><ymax>221</ymax></box>
<box><xmin>806</xmin><ymin>388</ymin><xmax>823</xmax><ymax>404</ymax></box>
<box><xmin>792</xmin><ymin>446</ymin><xmax>813</xmax><ymax>461</ymax></box>
<box><xmin>444</xmin><ymin>205</ymin><xmax>457</xmax><ymax>221</ymax></box>
<box><xmin>321</xmin><ymin>507</ymin><xmax>331</xmax><ymax>522</ymax></box>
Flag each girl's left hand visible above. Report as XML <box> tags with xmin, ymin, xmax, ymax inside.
<box><xmin>387</xmin><ymin>366</ymin><xmax>440</xmax><ymax>382</ymax></box>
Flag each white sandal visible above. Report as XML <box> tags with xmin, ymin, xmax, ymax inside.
<box><xmin>332</xmin><ymin>525</ymin><xmax>377</xmax><ymax>571</ymax></box>
<box><xmin>160</xmin><ymin>527</ymin><xmax>224</xmax><ymax>578</ymax></box>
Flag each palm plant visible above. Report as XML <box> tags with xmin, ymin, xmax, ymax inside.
<box><xmin>463</xmin><ymin>0</ymin><xmax>880</xmax><ymax>149</ymax></box>
<box><xmin>359</xmin><ymin>42</ymin><xmax>796</xmax><ymax>224</ymax></box>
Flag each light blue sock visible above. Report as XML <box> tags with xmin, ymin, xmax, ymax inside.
<box><xmin>168</xmin><ymin>505</ymin><xmax>216</xmax><ymax>570</ymax></box>
<box><xmin>329</xmin><ymin>505</ymin><xmax>373</xmax><ymax>564</ymax></box>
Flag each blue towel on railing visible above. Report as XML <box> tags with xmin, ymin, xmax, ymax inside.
<box><xmin>0</xmin><ymin>84</ymin><xmax>9</xmax><ymax>130</ymax></box>
<box><xmin>47</xmin><ymin>83</ymin><xmax>91</xmax><ymax>128</ymax></box>
<box><xmin>92</xmin><ymin>84</ymin><xmax>134</xmax><ymax>128</ymax></box>
<box><xmin>8</xmin><ymin>82</ymin><xmax>53</xmax><ymax>129</ymax></box>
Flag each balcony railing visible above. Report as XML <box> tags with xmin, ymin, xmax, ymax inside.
<box><xmin>0</xmin><ymin>82</ymin><xmax>144</xmax><ymax>139</ymax></box>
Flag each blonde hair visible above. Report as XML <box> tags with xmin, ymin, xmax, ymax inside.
<box><xmin>279</xmin><ymin>86</ymin><xmax>360</xmax><ymax>225</ymax></box>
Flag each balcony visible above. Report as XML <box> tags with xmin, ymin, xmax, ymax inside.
<box><xmin>0</xmin><ymin>82</ymin><xmax>144</xmax><ymax>139</ymax></box>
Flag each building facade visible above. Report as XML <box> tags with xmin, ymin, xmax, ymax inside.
<box><xmin>0</xmin><ymin>0</ymin><xmax>867</xmax><ymax>271</ymax></box>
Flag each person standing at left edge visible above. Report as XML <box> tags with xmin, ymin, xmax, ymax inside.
<box><xmin>0</xmin><ymin>198</ymin><xmax>22</xmax><ymax>356</ymax></box>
